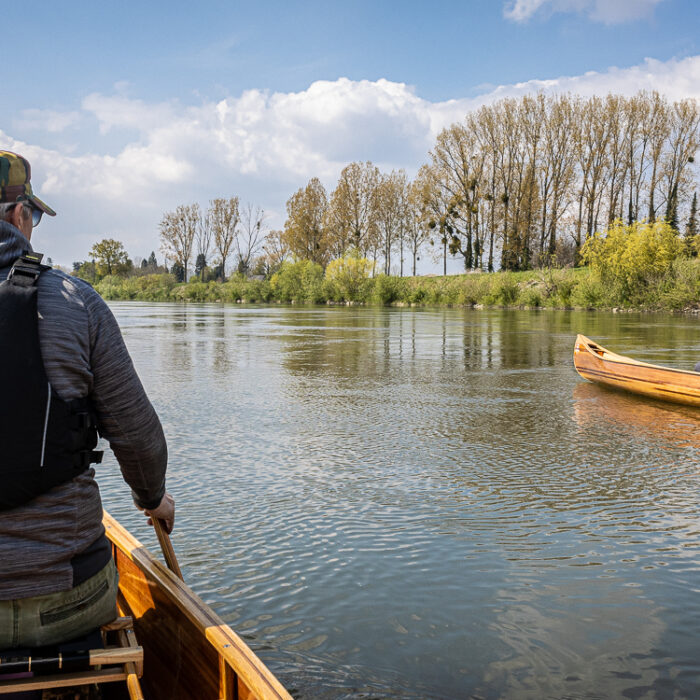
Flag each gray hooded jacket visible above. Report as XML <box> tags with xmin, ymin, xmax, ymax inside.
<box><xmin>0</xmin><ymin>221</ymin><xmax>167</xmax><ymax>599</ymax></box>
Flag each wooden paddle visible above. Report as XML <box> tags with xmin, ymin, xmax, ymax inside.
<box><xmin>153</xmin><ymin>518</ymin><xmax>184</xmax><ymax>580</ymax></box>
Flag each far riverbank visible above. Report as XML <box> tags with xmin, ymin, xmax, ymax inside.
<box><xmin>93</xmin><ymin>260</ymin><xmax>700</xmax><ymax>313</ymax></box>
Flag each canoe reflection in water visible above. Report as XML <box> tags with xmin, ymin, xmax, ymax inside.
<box><xmin>572</xmin><ymin>382</ymin><xmax>700</xmax><ymax>450</ymax></box>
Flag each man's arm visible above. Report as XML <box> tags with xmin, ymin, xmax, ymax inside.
<box><xmin>81</xmin><ymin>284</ymin><xmax>169</xmax><ymax>513</ymax></box>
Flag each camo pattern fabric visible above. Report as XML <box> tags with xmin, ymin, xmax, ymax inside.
<box><xmin>0</xmin><ymin>151</ymin><xmax>56</xmax><ymax>215</ymax></box>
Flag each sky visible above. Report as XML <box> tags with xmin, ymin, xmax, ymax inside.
<box><xmin>3</xmin><ymin>0</ymin><xmax>700</xmax><ymax>273</ymax></box>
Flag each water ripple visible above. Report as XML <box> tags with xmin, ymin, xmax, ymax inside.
<box><xmin>97</xmin><ymin>304</ymin><xmax>700</xmax><ymax>699</ymax></box>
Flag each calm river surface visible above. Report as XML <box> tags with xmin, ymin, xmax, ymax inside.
<box><xmin>98</xmin><ymin>304</ymin><xmax>700</xmax><ymax>700</ymax></box>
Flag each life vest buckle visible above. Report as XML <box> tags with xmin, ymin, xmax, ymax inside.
<box><xmin>74</xmin><ymin>450</ymin><xmax>104</xmax><ymax>470</ymax></box>
<box><xmin>7</xmin><ymin>254</ymin><xmax>48</xmax><ymax>287</ymax></box>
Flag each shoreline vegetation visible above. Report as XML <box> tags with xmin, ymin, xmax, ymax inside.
<box><xmin>74</xmin><ymin>92</ymin><xmax>700</xmax><ymax>314</ymax></box>
<box><xmin>94</xmin><ymin>221</ymin><xmax>700</xmax><ymax>313</ymax></box>
<box><xmin>93</xmin><ymin>266</ymin><xmax>700</xmax><ymax>313</ymax></box>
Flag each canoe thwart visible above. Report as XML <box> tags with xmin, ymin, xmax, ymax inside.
<box><xmin>0</xmin><ymin>611</ymin><xmax>145</xmax><ymax>697</ymax></box>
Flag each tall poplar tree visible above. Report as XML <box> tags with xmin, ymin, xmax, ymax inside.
<box><xmin>282</xmin><ymin>178</ymin><xmax>330</xmax><ymax>266</ymax></box>
<box><xmin>159</xmin><ymin>204</ymin><xmax>200</xmax><ymax>282</ymax></box>
<box><xmin>686</xmin><ymin>191</ymin><xmax>698</xmax><ymax>256</ymax></box>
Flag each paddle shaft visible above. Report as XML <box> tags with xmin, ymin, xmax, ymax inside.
<box><xmin>153</xmin><ymin>518</ymin><xmax>184</xmax><ymax>580</ymax></box>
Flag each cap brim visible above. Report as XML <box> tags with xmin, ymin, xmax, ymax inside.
<box><xmin>27</xmin><ymin>193</ymin><xmax>56</xmax><ymax>217</ymax></box>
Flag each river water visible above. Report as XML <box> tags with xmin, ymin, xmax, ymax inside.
<box><xmin>98</xmin><ymin>303</ymin><xmax>700</xmax><ymax>700</ymax></box>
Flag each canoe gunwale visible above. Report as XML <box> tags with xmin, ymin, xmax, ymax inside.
<box><xmin>103</xmin><ymin>511</ymin><xmax>293</xmax><ymax>700</ymax></box>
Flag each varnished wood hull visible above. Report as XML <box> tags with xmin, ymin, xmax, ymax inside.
<box><xmin>573</xmin><ymin>334</ymin><xmax>700</xmax><ymax>407</ymax></box>
<box><xmin>103</xmin><ymin>512</ymin><xmax>293</xmax><ymax>700</ymax></box>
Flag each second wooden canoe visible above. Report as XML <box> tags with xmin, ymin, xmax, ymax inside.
<box><xmin>103</xmin><ymin>511</ymin><xmax>293</xmax><ymax>700</ymax></box>
<box><xmin>573</xmin><ymin>334</ymin><xmax>700</xmax><ymax>407</ymax></box>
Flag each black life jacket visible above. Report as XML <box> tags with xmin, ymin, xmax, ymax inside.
<box><xmin>0</xmin><ymin>253</ymin><xmax>103</xmax><ymax>511</ymax></box>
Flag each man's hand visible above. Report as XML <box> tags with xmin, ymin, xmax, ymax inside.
<box><xmin>139</xmin><ymin>492</ymin><xmax>175</xmax><ymax>534</ymax></box>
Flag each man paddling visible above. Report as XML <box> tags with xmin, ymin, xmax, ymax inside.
<box><xmin>0</xmin><ymin>150</ymin><xmax>174</xmax><ymax>649</ymax></box>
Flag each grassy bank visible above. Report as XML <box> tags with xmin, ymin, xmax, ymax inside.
<box><xmin>93</xmin><ymin>259</ymin><xmax>700</xmax><ymax>312</ymax></box>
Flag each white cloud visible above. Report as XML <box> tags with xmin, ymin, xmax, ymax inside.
<box><xmin>18</xmin><ymin>109</ymin><xmax>82</xmax><ymax>133</ymax></box>
<box><xmin>82</xmin><ymin>94</ymin><xmax>180</xmax><ymax>135</ymax></box>
<box><xmin>485</xmin><ymin>56</ymin><xmax>700</xmax><ymax>103</ymax></box>
<box><xmin>5</xmin><ymin>53</ymin><xmax>700</xmax><ymax>268</ymax></box>
<box><xmin>504</xmin><ymin>0</ymin><xmax>665</xmax><ymax>24</ymax></box>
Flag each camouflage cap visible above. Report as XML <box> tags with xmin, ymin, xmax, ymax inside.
<box><xmin>0</xmin><ymin>150</ymin><xmax>56</xmax><ymax>216</ymax></box>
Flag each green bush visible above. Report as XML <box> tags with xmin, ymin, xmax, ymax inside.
<box><xmin>244</xmin><ymin>279</ymin><xmax>273</xmax><ymax>303</ymax></box>
<box><xmin>657</xmin><ymin>258</ymin><xmax>700</xmax><ymax>310</ymax></box>
<box><xmin>580</xmin><ymin>220</ymin><xmax>684</xmax><ymax>302</ymax></box>
<box><xmin>173</xmin><ymin>281</ymin><xmax>220</xmax><ymax>302</ymax></box>
<box><xmin>95</xmin><ymin>273</ymin><xmax>178</xmax><ymax>301</ymax></box>
<box><xmin>301</xmin><ymin>261</ymin><xmax>326</xmax><ymax>303</ymax></box>
<box><xmin>406</xmin><ymin>282</ymin><xmax>428</xmax><ymax>304</ymax></box>
<box><xmin>493</xmin><ymin>275</ymin><xmax>520</xmax><ymax>305</ymax></box>
<box><xmin>519</xmin><ymin>286</ymin><xmax>542</xmax><ymax>307</ymax></box>
<box><xmin>270</xmin><ymin>260</ymin><xmax>325</xmax><ymax>303</ymax></box>
<box><xmin>324</xmin><ymin>252</ymin><xmax>372</xmax><ymax>302</ymax></box>
<box><xmin>555</xmin><ymin>277</ymin><xmax>576</xmax><ymax>306</ymax></box>
<box><xmin>371</xmin><ymin>274</ymin><xmax>402</xmax><ymax>305</ymax></box>
<box><xmin>270</xmin><ymin>261</ymin><xmax>304</xmax><ymax>302</ymax></box>
<box><xmin>458</xmin><ymin>275</ymin><xmax>491</xmax><ymax>305</ymax></box>
<box><xmin>570</xmin><ymin>271</ymin><xmax>608</xmax><ymax>307</ymax></box>
<box><xmin>220</xmin><ymin>276</ymin><xmax>247</xmax><ymax>302</ymax></box>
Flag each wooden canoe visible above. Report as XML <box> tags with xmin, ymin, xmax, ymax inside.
<box><xmin>573</xmin><ymin>334</ymin><xmax>700</xmax><ymax>407</ymax></box>
<box><xmin>103</xmin><ymin>511</ymin><xmax>293</xmax><ymax>700</ymax></box>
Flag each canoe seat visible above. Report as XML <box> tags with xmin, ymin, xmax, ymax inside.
<box><xmin>0</xmin><ymin>616</ymin><xmax>143</xmax><ymax>700</ymax></box>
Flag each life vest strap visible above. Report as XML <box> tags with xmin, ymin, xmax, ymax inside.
<box><xmin>7</xmin><ymin>253</ymin><xmax>51</xmax><ymax>286</ymax></box>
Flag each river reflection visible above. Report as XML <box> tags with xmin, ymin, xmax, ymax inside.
<box><xmin>97</xmin><ymin>304</ymin><xmax>700</xmax><ymax>699</ymax></box>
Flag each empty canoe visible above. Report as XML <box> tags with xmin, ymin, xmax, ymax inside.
<box><xmin>103</xmin><ymin>511</ymin><xmax>293</xmax><ymax>700</ymax></box>
<box><xmin>573</xmin><ymin>334</ymin><xmax>700</xmax><ymax>407</ymax></box>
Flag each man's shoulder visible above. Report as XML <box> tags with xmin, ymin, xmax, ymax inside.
<box><xmin>37</xmin><ymin>269</ymin><xmax>113</xmax><ymax>324</ymax></box>
<box><xmin>39</xmin><ymin>269</ymin><xmax>102</xmax><ymax>302</ymax></box>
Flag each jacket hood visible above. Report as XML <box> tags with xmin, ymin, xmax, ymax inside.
<box><xmin>0</xmin><ymin>220</ymin><xmax>34</xmax><ymax>269</ymax></box>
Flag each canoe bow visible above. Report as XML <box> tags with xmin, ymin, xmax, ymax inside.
<box><xmin>573</xmin><ymin>334</ymin><xmax>700</xmax><ymax>407</ymax></box>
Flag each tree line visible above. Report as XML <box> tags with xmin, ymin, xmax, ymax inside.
<box><xmin>74</xmin><ymin>90</ymin><xmax>700</xmax><ymax>283</ymax></box>
<box><xmin>276</xmin><ymin>91</ymin><xmax>700</xmax><ymax>275</ymax></box>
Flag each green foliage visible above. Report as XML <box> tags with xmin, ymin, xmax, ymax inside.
<box><xmin>301</xmin><ymin>261</ymin><xmax>325</xmax><ymax>303</ymax></box>
<box><xmin>220</xmin><ymin>275</ymin><xmax>247</xmax><ymax>303</ymax></box>
<box><xmin>569</xmin><ymin>270</ymin><xmax>610</xmax><ymax>307</ymax></box>
<box><xmin>171</xmin><ymin>262</ymin><xmax>186</xmax><ymax>283</ymax></box>
<box><xmin>74</xmin><ymin>261</ymin><xmax>99</xmax><ymax>284</ymax></box>
<box><xmin>537</xmin><ymin>267</ymin><xmax>575</xmax><ymax>306</ymax></box>
<box><xmin>656</xmin><ymin>258</ymin><xmax>700</xmax><ymax>310</ymax></box>
<box><xmin>455</xmin><ymin>276</ymin><xmax>491</xmax><ymax>306</ymax></box>
<box><xmin>372</xmin><ymin>274</ymin><xmax>405</xmax><ymax>305</ymax></box>
<box><xmin>95</xmin><ymin>274</ymin><xmax>177</xmax><ymax>301</ymax></box>
<box><xmin>89</xmin><ymin>238</ymin><xmax>131</xmax><ymax>278</ymax></box>
<box><xmin>172</xmin><ymin>281</ymin><xmax>224</xmax><ymax>302</ymax></box>
<box><xmin>580</xmin><ymin>220</ymin><xmax>684</xmax><ymax>302</ymax></box>
<box><xmin>492</xmin><ymin>276</ymin><xmax>520</xmax><ymax>305</ymax></box>
<box><xmin>405</xmin><ymin>280</ymin><xmax>428</xmax><ymax>304</ymax></box>
<box><xmin>324</xmin><ymin>251</ymin><xmax>373</xmax><ymax>302</ymax></box>
<box><xmin>87</xmin><ymin>251</ymin><xmax>700</xmax><ymax>313</ymax></box>
<box><xmin>270</xmin><ymin>262</ymin><xmax>302</xmax><ymax>302</ymax></box>
<box><xmin>270</xmin><ymin>260</ymin><xmax>325</xmax><ymax>303</ymax></box>
<box><xmin>519</xmin><ymin>286</ymin><xmax>543</xmax><ymax>308</ymax></box>
<box><xmin>554</xmin><ymin>277</ymin><xmax>576</xmax><ymax>306</ymax></box>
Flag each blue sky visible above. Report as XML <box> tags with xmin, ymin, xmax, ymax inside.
<box><xmin>3</xmin><ymin>0</ymin><xmax>700</xmax><ymax>271</ymax></box>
